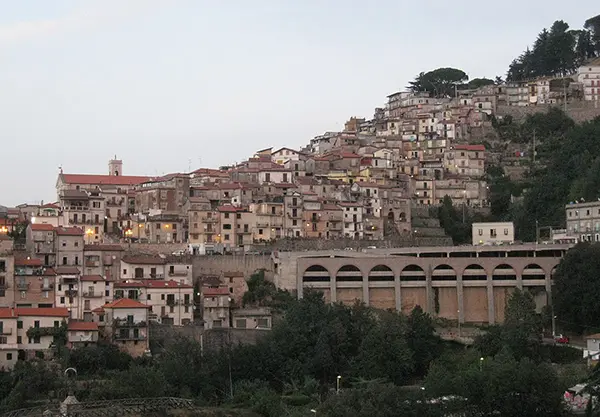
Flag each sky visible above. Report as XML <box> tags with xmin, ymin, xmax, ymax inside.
<box><xmin>0</xmin><ymin>0</ymin><xmax>597</xmax><ymax>206</ymax></box>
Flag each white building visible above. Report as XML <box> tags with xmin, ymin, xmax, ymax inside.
<box><xmin>339</xmin><ymin>202</ymin><xmax>364</xmax><ymax>239</ymax></box>
<box><xmin>565</xmin><ymin>201</ymin><xmax>600</xmax><ymax>242</ymax></box>
<box><xmin>578</xmin><ymin>57</ymin><xmax>600</xmax><ymax>101</ymax></box>
<box><xmin>472</xmin><ymin>222</ymin><xmax>514</xmax><ymax>246</ymax></box>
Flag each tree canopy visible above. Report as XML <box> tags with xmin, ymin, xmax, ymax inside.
<box><xmin>507</xmin><ymin>16</ymin><xmax>600</xmax><ymax>81</ymax></box>
<box><xmin>408</xmin><ymin>68</ymin><xmax>469</xmax><ymax>98</ymax></box>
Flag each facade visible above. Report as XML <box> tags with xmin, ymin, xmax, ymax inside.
<box><xmin>26</xmin><ymin>224</ymin><xmax>56</xmax><ymax>267</ymax></box>
<box><xmin>55</xmin><ymin>227</ymin><xmax>84</xmax><ymax>268</ymax></box>
<box><xmin>121</xmin><ymin>255</ymin><xmax>167</xmax><ymax>279</ymax></box>
<box><xmin>578</xmin><ymin>57</ymin><xmax>600</xmax><ymax>101</ymax></box>
<box><xmin>83</xmin><ymin>244</ymin><xmax>123</xmax><ymax>280</ymax></box>
<box><xmin>231</xmin><ymin>307</ymin><xmax>272</xmax><ymax>329</ymax></box>
<box><xmin>472</xmin><ymin>222</ymin><xmax>515</xmax><ymax>246</ymax></box>
<box><xmin>565</xmin><ymin>201</ymin><xmax>600</xmax><ymax>242</ymax></box>
<box><xmin>67</xmin><ymin>321</ymin><xmax>99</xmax><ymax>348</ymax></box>
<box><xmin>101</xmin><ymin>298</ymin><xmax>150</xmax><ymax>357</ymax></box>
<box><xmin>0</xmin><ymin>239</ymin><xmax>14</xmax><ymax>308</ymax></box>
<box><xmin>274</xmin><ymin>244</ymin><xmax>571</xmax><ymax>325</ymax></box>
<box><xmin>13</xmin><ymin>258</ymin><xmax>55</xmax><ymax>308</ymax></box>
<box><xmin>202</xmin><ymin>286</ymin><xmax>230</xmax><ymax>329</ymax></box>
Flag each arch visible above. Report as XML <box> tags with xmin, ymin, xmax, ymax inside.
<box><xmin>432</xmin><ymin>264</ymin><xmax>456</xmax><ymax>281</ymax></box>
<box><xmin>387</xmin><ymin>210</ymin><xmax>395</xmax><ymax>222</ymax></box>
<box><xmin>369</xmin><ymin>264</ymin><xmax>394</xmax><ymax>282</ymax></box>
<box><xmin>399</xmin><ymin>212</ymin><xmax>406</xmax><ymax>222</ymax></box>
<box><xmin>492</xmin><ymin>264</ymin><xmax>517</xmax><ymax>280</ymax></box>
<box><xmin>336</xmin><ymin>264</ymin><xmax>363</xmax><ymax>282</ymax></box>
<box><xmin>400</xmin><ymin>264</ymin><xmax>426</xmax><ymax>281</ymax></box>
<box><xmin>522</xmin><ymin>263</ymin><xmax>545</xmax><ymax>280</ymax></box>
<box><xmin>463</xmin><ymin>264</ymin><xmax>487</xmax><ymax>281</ymax></box>
<box><xmin>302</xmin><ymin>264</ymin><xmax>331</xmax><ymax>283</ymax></box>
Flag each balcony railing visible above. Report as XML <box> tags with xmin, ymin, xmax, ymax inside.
<box><xmin>168</xmin><ymin>271</ymin><xmax>188</xmax><ymax>277</ymax></box>
<box><xmin>113</xmin><ymin>319</ymin><xmax>147</xmax><ymax>328</ymax></box>
<box><xmin>0</xmin><ymin>283</ymin><xmax>9</xmax><ymax>289</ymax></box>
<box><xmin>114</xmin><ymin>334</ymin><xmax>147</xmax><ymax>341</ymax></box>
<box><xmin>85</xmin><ymin>260</ymin><xmax>99</xmax><ymax>267</ymax></box>
<box><xmin>82</xmin><ymin>291</ymin><xmax>103</xmax><ymax>298</ymax></box>
<box><xmin>0</xmin><ymin>329</ymin><xmax>12</xmax><ymax>335</ymax></box>
<box><xmin>201</xmin><ymin>217</ymin><xmax>219</xmax><ymax>223</ymax></box>
<box><xmin>40</xmin><ymin>283</ymin><xmax>54</xmax><ymax>291</ymax></box>
<box><xmin>65</xmin><ymin>289</ymin><xmax>78</xmax><ymax>297</ymax></box>
<box><xmin>16</xmin><ymin>282</ymin><xmax>30</xmax><ymax>290</ymax></box>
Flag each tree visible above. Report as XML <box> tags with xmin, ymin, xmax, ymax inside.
<box><xmin>406</xmin><ymin>306</ymin><xmax>441</xmax><ymax>376</ymax></box>
<box><xmin>437</xmin><ymin>196</ymin><xmax>471</xmax><ymax>244</ymax></box>
<box><xmin>468</xmin><ymin>78</ymin><xmax>495</xmax><ymax>89</ymax></box>
<box><xmin>553</xmin><ymin>243</ymin><xmax>600</xmax><ymax>333</ymax></box>
<box><xmin>424</xmin><ymin>348</ymin><xmax>565</xmax><ymax>417</ymax></box>
<box><xmin>408</xmin><ymin>68</ymin><xmax>468</xmax><ymax>97</ymax></box>
<box><xmin>584</xmin><ymin>14</ymin><xmax>600</xmax><ymax>55</ymax></box>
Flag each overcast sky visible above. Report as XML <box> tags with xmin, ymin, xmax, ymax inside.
<box><xmin>1</xmin><ymin>0</ymin><xmax>597</xmax><ymax>206</ymax></box>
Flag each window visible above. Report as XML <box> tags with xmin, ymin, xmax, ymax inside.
<box><xmin>236</xmin><ymin>319</ymin><xmax>247</xmax><ymax>328</ymax></box>
<box><xmin>147</xmin><ymin>294</ymin><xmax>152</xmax><ymax>300</ymax></box>
<box><xmin>6</xmin><ymin>353</ymin><xmax>12</xmax><ymax>361</ymax></box>
<box><xmin>223</xmin><ymin>224</ymin><xmax>232</xmax><ymax>230</ymax></box>
<box><xmin>74</xmin><ymin>241</ymin><xmax>79</xmax><ymax>247</ymax></box>
<box><xmin>75</xmin><ymin>256</ymin><xmax>79</xmax><ymax>265</ymax></box>
<box><xmin>236</xmin><ymin>213</ymin><xmax>241</xmax><ymax>219</ymax></box>
<box><xmin>259</xmin><ymin>229</ymin><xmax>263</xmax><ymax>235</ymax></box>
<box><xmin>54</xmin><ymin>321</ymin><xmax>59</xmax><ymax>328</ymax></box>
<box><xmin>17</xmin><ymin>336</ymin><xmax>21</xmax><ymax>344</ymax></box>
<box><xmin>224</xmin><ymin>213</ymin><xmax>230</xmax><ymax>219</ymax></box>
<box><xmin>61</xmin><ymin>241</ymin><xmax>66</xmax><ymax>247</ymax></box>
<box><xmin>62</xmin><ymin>257</ymin><xmax>67</xmax><ymax>265</ymax></box>
<box><xmin>490</xmin><ymin>229</ymin><xmax>497</xmax><ymax>238</ymax></box>
<box><xmin>17</xmin><ymin>321</ymin><xmax>22</xmax><ymax>329</ymax></box>
<box><xmin>504</xmin><ymin>229</ymin><xmax>509</xmax><ymax>235</ymax></box>
<box><xmin>34</xmin><ymin>320</ymin><xmax>40</xmax><ymax>328</ymax></box>
<box><xmin>257</xmin><ymin>318</ymin><xmax>269</xmax><ymax>328</ymax></box>
<box><xmin>224</xmin><ymin>234</ymin><xmax>230</xmax><ymax>240</ymax></box>
<box><xmin>60</xmin><ymin>297</ymin><xmax>65</xmax><ymax>304</ymax></box>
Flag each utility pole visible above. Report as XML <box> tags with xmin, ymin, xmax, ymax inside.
<box><xmin>563</xmin><ymin>78</ymin><xmax>568</xmax><ymax>113</ymax></box>
<box><xmin>532</xmin><ymin>129</ymin><xmax>536</xmax><ymax>164</ymax></box>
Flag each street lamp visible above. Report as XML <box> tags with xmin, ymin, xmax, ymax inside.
<box><xmin>457</xmin><ymin>309</ymin><xmax>461</xmax><ymax>337</ymax></box>
<box><xmin>479</xmin><ymin>357</ymin><xmax>484</xmax><ymax>371</ymax></box>
<box><xmin>336</xmin><ymin>375</ymin><xmax>342</xmax><ymax>394</ymax></box>
<box><xmin>125</xmin><ymin>229</ymin><xmax>133</xmax><ymax>248</ymax></box>
<box><xmin>85</xmin><ymin>228</ymin><xmax>93</xmax><ymax>243</ymax></box>
<box><xmin>310</xmin><ymin>410</ymin><xmax>317</xmax><ymax>415</ymax></box>
<box><xmin>0</xmin><ymin>226</ymin><xmax>8</xmax><ymax>234</ymax></box>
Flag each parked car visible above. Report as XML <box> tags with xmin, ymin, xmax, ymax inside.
<box><xmin>554</xmin><ymin>334</ymin><xmax>570</xmax><ymax>344</ymax></box>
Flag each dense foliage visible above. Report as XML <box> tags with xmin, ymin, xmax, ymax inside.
<box><xmin>507</xmin><ymin>16</ymin><xmax>600</xmax><ymax>81</ymax></box>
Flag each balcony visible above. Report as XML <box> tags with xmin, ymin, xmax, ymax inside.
<box><xmin>65</xmin><ymin>289</ymin><xmax>78</xmax><ymax>297</ymax></box>
<box><xmin>85</xmin><ymin>260</ymin><xmax>99</xmax><ymax>267</ymax></box>
<box><xmin>166</xmin><ymin>299</ymin><xmax>177</xmax><ymax>306</ymax></box>
<box><xmin>168</xmin><ymin>271</ymin><xmax>188</xmax><ymax>277</ymax></box>
<box><xmin>83</xmin><ymin>291</ymin><xmax>103</xmax><ymax>298</ymax></box>
<box><xmin>60</xmin><ymin>278</ymin><xmax>79</xmax><ymax>284</ymax></box>
<box><xmin>106</xmin><ymin>200</ymin><xmax>124</xmax><ymax>207</ymax></box>
<box><xmin>0</xmin><ymin>328</ymin><xmax>12</xmax><ymax>335</ymax></box>
<box><xmin>201</xmin><ymin>216</ymin><xmax>219</xmax><ymax>223</ymax></box>
<box><xmin>114</xmin><ymin>333</ymin><xmax>147</xmax><ymax>341</ymax></box>
<box><xmin>113</xmin><ymin>319</ymin><xmax>147</xmax><ymax>328</ymax></box>
<box><xmin>16</xmin><ymin>282</ymin><xmax>30</xmax><ymax>291</ymax></box>
<box><xmin>40</xmin><ymin>283</ymin><xmax>54</xmax><ymax>291</ymax></box>
<box><xmin>0</xmin><ymin>282</ymin><xmax>9</xmax><ymax>290</ymax></box>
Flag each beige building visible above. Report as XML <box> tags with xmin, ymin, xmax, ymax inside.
<box><xmin>100</xmin><ymin>298</ymin><xmax>150</xmax><ymax>357</ymax></box>
<box><xmin>55</xmin><ymin>227</ymin><xmax>84</xmax><ymax>268</ymax></box>
<box><xmin>218</xmin><ymin>205</ymin><xmax>253</xmax><ymax>249</ymax></box>
<box><xmin>445</xmin><ymin>144</ymin><xmax>485</xmax><ymax>178</ymax></box>
<box><xmin>472</xmin><ymin>222</ymin><xmax>514</xmax><ymax>246</ymax></box>
<box><xmin>0</xmin><ymin>308</ymin><xmax>18</xmax><ymax>369</ymax></box>
<box><xmin>54</xmin><ymin>266</ymin><xmax>82</xmax><ymax>318</ymax></box>
<box><xmin>143</xmin><ymin>214</ymin><xmax>185</xmax><ymax>244</ymax></box>
<box><xmin>202</xmin><ymin>286</ymin><xmax>230</xmax><ymax>329</ymax></box>
<box><xmin>79</xmin><ymin>275</ymin><xmax>113</xmax><ymax>321</ymax></box>
<box><xmin>67</xmin><ymin>321</ymin><xmax>99</xmax><ymax>348</ymax></box>
<box><xmin>231</xmin><ymin>307</ymin><xmax>272</xmax><ymax>329</ymax></box>
<box><xmin>83</xmin><ymin>244</ymin><xmax>123</xmax><ymax>281</ymax></box>
<box><xmin>250</xmin><ymin>202</ymin><xmax>284</xmax><ymax>242</ymax></box>
<box><xmin>578</xmin><ymin>57</ymin><xmax>600</xmax><ymax>101</ymax></box>
<box><xmin>283</xmin><ymin>192</ymin><xmax>304</xmax><ymax>238</ymax></box>
<box><xmin>17</xmin><ymin>307</ymin><xmax>69</xmax><ymax>359</ymax></box>
<box><xmin>26</xmin><ymin>224</ymin><xmax>56</xmax><ymax>267</ymax></box>
<box><xmin>188</xmin><ymin>198</ymin><xmax>219</xmax><ymax>245</ymax></box>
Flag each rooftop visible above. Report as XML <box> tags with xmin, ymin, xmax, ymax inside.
<box><xmin>122</xmin><ymin>254</ymin><xmax>166</xmax><ymax>265</ymax></box>
<box><xmin>15</xmin><ymin>307</ymin><xmax>70</xmax><ymax>317</ymax></box>
<box><xmin>68</xmin><ymin>321</ymin><xmax>99</xmax><ymax>331</ymax></box>
<box><xmin>61</xmin><ymin>173</ymin><xmax>151</xmax><ymax>186</ymax></box>
<box><xmin>103</xmin><ymin>298</ymin><xmax>150</xmax><ymax>309</ymax></box>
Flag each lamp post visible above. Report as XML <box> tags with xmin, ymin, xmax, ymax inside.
<box><xmin>125</xmin><ymin>229</ymin><xmax>133</xmax><ymax>249</ymax></box>
<box><xmin>457</xmin><ymin>309</ymin><xmax>462</xmax><ymax>338</ymax></box>
<box><xmin>336</xmin><ymin>375</ymin><xmax>342</xmax><ymax>394</ymax></box>
<box><xmin>479</xmin><ymin>357</ymin><xmax>484</xmax><ymax>371</ymax></box>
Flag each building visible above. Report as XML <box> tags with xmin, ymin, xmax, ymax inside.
<box><xmin>26</xmin><ymin>224</ymin><xmax>56</xmax><ymax>267</ymax></box>
<box><xmin>578</xmin><ymin>57</ymin><xmax>600</xmax><ymax>101</ymax></box>
<box><xmin>584</xmin><ymin>333</ymin><xmax>600</xmax><ymax>367</ymax></box>
<box><xmin>55</xmin><ymin>227</ymin><xmax>84</xmax><ymax>268</ymax></box>
<box><xmin>121</xmin><ymin>254</ymin><xmax>167</xmax><ymax>279</ymax></box>
<box><xmin>339</xmin><ymin>202</ymin><xmax>364</xmax><ymax>239</ymax></box>
<box><xmin>202</xmin><ymin>286</ymin><xmax>230</xmax><ymax>329</ymax></box>
<box><xmin>0</xmin><ymin>239</ymin><xmax>15</xmax><ymax>308</ymax></box>
<box><xmin>472</xmin><ymin>222</ymin><xmax>515</xmax><ymax>246</ymax></box>
<box><xmin>101</xmin><ymin>298</ymin><xmax>150</xmax><ymax>357</ymax></box>
<box><xmin>79</xmin><ymin>275</ymin><xmax>113</xmax><ymax>321</ymax></box>
<box><xmin>231</xmin><ymin>307</ymin><xmax>272</xmax><ymax>329</ymax></box>
<box><xmin>565</xmin><ymin>201</ymin><xmax>600</xmax><ymax>242</ymax></box>
<box><xmin>67</xmin><ymin>321</ymin><xmax>99</xmax><ymax>348</ymax></box>
<box><xmin>445</xmin><ymin>144</ymin><xmax>485</xmax><ymax>178</ymax></box>
<box><xmin>16</xmin><ymin>307</ymin><xmax>70</xmax><ymax>359</ymax></box>
<box><xmin>13</xmin><ymin>257</ymin><xmax>55</xmax><ymax>308</ymax></box>
<box><xmin>83</xmin><ymin>244</ymin><xmax>123</xmax><ymax>280</ymax></box>
<box><xmin>273</xmin><ymin>244</ymin><xmax>571</xmax><ymax>325</ymax></box>
<box><xmin>217</xmin><ymin>205</ymin><xmax>253</xmax><ymax>249</ymax></box>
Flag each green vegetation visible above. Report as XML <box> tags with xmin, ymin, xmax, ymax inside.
<box><xmin>0</xmin><ymin>289</ymin><xmax>585</xmax><ymax>416</ymax></box>
<box><xmin>507</xmin><ymin>16</ymin><xmax>599</xmax><ymax>81</ymax></box>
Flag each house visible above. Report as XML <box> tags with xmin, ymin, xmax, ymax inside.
<box><xmin>67</xmin><ymin>321</ymin><xmax>99</xmax><ymax>348</ymax></box>
<box><xmin>202</xmin><ymin>286</ymin><xmax>230</xmax><ymax>329</ymax></box>
<box><xmin>565</xmin><ymin>201</ymin><xmax>600</xmax><ymax>242</ymax></box>
<box><xmin>472</xmin><ymin>222</ymin><xmax>514</xmax><ymax>246</ymax></box>
<box><xmin>102</xmin><ymin>298</ymin><xmax>150</xmax><ymax>357</ymax></box>
<box><xmin>231</xmin><ymin>307</ymin><xmax>272</xmax><ymax>329</ymax></box>
<box><xmin>271</xmin><ymin>147</ymin><xmax>302</xmax><ymax>166</ymax></box>
<box><xmin>578</xmin><ymin>57</ymin><xmax>600</xmax><ymax>101</ymax></box>
<box><xmin>585</xmin><ymin>333</ymin><xmax>600</xmax><ymax>367</ymax></box>
<box><xmin>13</xmin><ymin>257</ymin><xmax>55</xmax><ymax>308</ymax></box>
<box><xmin>217</xmin><ymin>205</ymin><xmax>254</xmax><ymax>249</ymax></box>
<box><xmin>16</xmin><ymin>307</ymin><xmax>69</xmax><ymax>359</ymax></box>
<box><xmin>26</xmin><ymin>223</ymin><xmax>57</xmax><ymax>267</ymax></box>
<box><xmin>79</xmin><ymin>275</ymin><xmax>112</xmax><ymax>321</ymax></box>
<box><xmin>83</xmin><ymin>243</ymin><xmax>123</xmax><ymax>280</ymax></box>
<box><xmin>339</xmin><ymin>202</ymin><xmax>364</xmax><ymax>239</ymax></box>
<box><xmin>121</xmin><ymin>254</ymin><xmax>167</xmax><ymax>279</ymax></box>
<box><xmin>113</xmin><ymin>280</ymin><xmax>193</xmax><ymax>325</ymax></box>
<box><xmin>0</xmin><ymin>240</ymin><xmax>14</xmax><ymax>308</ymax></box>
<box><xmin>31</xmin><ymin>203</ymin><xmax>62</xmax><ymax>227</ymax></box>
<box><xmin>0</xmin><ymin>308</ymin><xmax>18</xmax><ymax>369</ymax></box>
<box><xmin>54</xmin><ymin>266</ymin><xmax>81</xmax><ymax>318</ymax></box>
<box><xmin>55</xmin><ymin>227</ymin><xmax>84</xmax><ymax>268</ymax></box>
<box><xmin>445</xmin><ymin>145</ymin><xmax>485</xmax><ymax>178</ymax></box>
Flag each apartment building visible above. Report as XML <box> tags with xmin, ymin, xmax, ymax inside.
<box><xmin>83</xmin><ymin>244</ymin><xmax>123</xmax><ymax>280</ymax></box>
<box><xmin>188</xmin><ymin>197</ymin><xmax>219</xmax><ymax>245</ymax></box>
<box><xmin>79</xmin><ymin>275</ymin><xmax>113</xmax><ymax>321</ymax></box>
<box><xmin>55</xmin><ymin>227</ymin><xmax>84</xmax><ymax>268</ymax></box>
<box><xmin>231</xmin><ymin>307</ymin><xmax>272</xmax><ymax>329</ymax></box>
<box><xmin>218</xmin><ymin>205</ymin><xmax>253</xmax><ymax>249</ymax></box>
<box><xmin>113</xmin><ymin>280</ymin><xmax>193</xmax><ymax>325</ymax></box>
<box><xmin>13</xmin><ymin>258</ymin><xmax>55</xmax><ymax>308</ymax></box>
<box><xmin>0</xmin><ymin>308</ymin><xmax>18</xmax><ymax>369</ymax></box>
<box><xmin>121</xmin><ymin>255</ymin><xmax>167</xmax><ymax>279</ymax></box>
<box><xmin>26</xmin><ymin>224</ymin><xmax>56</xmax><ymax>267</ymax></box>
<box><xmin>100</xmin><ymin>298</ymin><xmax>150</xmax><ymax>357</ymax></box>
<box><xmin>31</xmin><ymin>203</ymin><xmax>62</xmax><ymax>227</ymax></box>
<box><xmin>0</xmin><ymin>238</ymin><xmax>14</xmax><ymax>308</ymax></box>
<box><xmin>339</xmin><ymin>202</ymin><xmax>364</xmax><ymax>239</ymax></box>
<box><xmin>250</xmin><ymin>202</ymin><xmax>284</xmax><ymax>242</ymax></box>
<box><xmin>54</xmin><ymin>266</ymin><xmax>81</xmax><ymax>318</ymax></box>
<box><xmin>16</xmin><ymin>307</ymin><xmax>70</xmax><ymax>359</ymax></box>
<box><xmin>143</xmin><ymin>214</ymin><xmax>185</xmax><ymax>244</ymax></box>
<box><xmin>445</xmin><ymin>144</ymin><xmax>485</xmax><ymax>178</ymax></box>
<box><xmin>472</xmin><ymin>222</ymin><xmax>515</xmax><ymax>245</ymax></box>
<box><xmin>578</xmin><ymin>57</ymin><xmax>600</xmax><ymax>101</ymax></box>
<box><xmin>67</xmin><ymin>321</ymin><xmax>99</xmax><ymax>348</ymax></box>
<box><xmin>136</xmin><ymin>173</ymin><xmax>190</xmax><ymax>214</ymax></box>
<box><xmin>58</xmin><ymin>190</ymin><xmax>104</xmax><ymax>242</ymax></box>
<box><xmin>283</xmin><ymin>192</ymin><xmax>304</xmax><ymax>238</ymax></box>
<box><xmin>202</xmin><ymin>286</ymin><xmax>230</xmax><ymax>329</ymax></box>
<box><xmin>565</xmin><ymin>201</ymin><xmax>600</xmax><ymax>242</ymax></box>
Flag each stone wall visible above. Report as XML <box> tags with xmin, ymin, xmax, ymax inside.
<box><xmin>120</xmin><ymin>242</ymin><xmax>188</xmax><ymax>254</ymax></box>
<box><xmin>497</xmin><ymin>103</ymin><xmax>600</xmax><ymax>123</ymax></box>
<box><xmin>193</xmin><ymin>254</ymin><xmax>273</xmax><ymax>281</ymax></box>
<box><xmin>269</xmin><ymin>236</ymin><xmax>451</xmax><ymax>252</ymax></box>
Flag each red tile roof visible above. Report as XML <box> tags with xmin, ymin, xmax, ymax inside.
<box><xmin>43</xmin><ymin>267</ymin><xmax>57</xmax><ymax>276</ymax></box>
<box><xmin>80</xmin><ymin>275</ymin><xmax>106</xmax><ymax>282</ymax></box>
<box><xmin>55</xmin><ymin>226</ymin><xmax>84</xmax><ymax>236</ymax></box>
<box><xmin>203</xmin><ymin>287</ymin><xmax>230</xmax><ymax>296</ymax></box>
<box><xmin>55</xmin><ymin>266</ymin><xmax>81</xmax><ymax>275</ymax></box>
<box><xmin>40</xmin><ymin>203</ymin><xmax>60</xmax><ymax>209</ymax></box>
<box><xmin>121</xmin><ymin>255</ymin><xmax>166</xmax><ymax>265</ymax></box>
<box><xmin>84</xmin><ymin>244</ymin><xmax>124</xmax><ymax>251</ymax></box>
<box><xmin>15</xmin><ymin>307</ymin><xmax>69</xmax><ymax>317</ymax></box>
<box><xmin>217</xmin><ymin>205</ymin><xmax>247</xmax><ymax>213</ymax></box>
<box><xmin>68</xmin><ymin>321</ymin><xmax>99</xmax><ymax>331</ymax></box>
<box><xmin>92</xmin><ymin>307</ymin><xmax>105</xmax><ymax>314</ymax></box>
<box><xmin>103</xmin><ymin>298</ymin><xmax>150</xmax><ymax>309</ymax></box>
<box><xmin>454</xmin><ymin>144</ymin><xmax>485</xmax><ymax>152</ymax></box>
<box><xmin>61</xmin><ymin>174</ymin><xmax>151</xmax><ymax>186</ymax></box>
<box><xmin>15</xmin><ymin>258</ymin><xmax>43</xmax><ymax>267</ymax></box>
<box><xmin>0</xmin><ymin>308</ymin><xmax>17</xmax><ymax>319</ymax></box>
<box><xmin>31</xmin><ymin>224</ymin><xmax>55</xmax><ymax>232</ymax></box>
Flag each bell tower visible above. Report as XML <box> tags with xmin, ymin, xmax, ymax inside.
<box><xmin>108</xmin><ymin>156</ymin><xmax>123</xmax><ymax>177</ymax></box>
